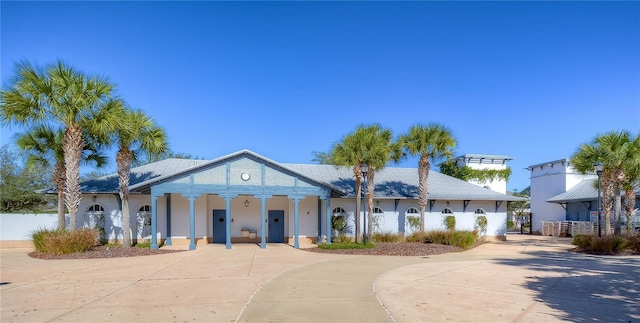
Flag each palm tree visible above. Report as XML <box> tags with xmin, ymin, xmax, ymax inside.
<box><xmin>15</xmin><ymin>126</ymin><xmax>108</xmax><ymax>229</ymax></box>
<box><xmin>359</xmin><ymin>124</ymin><xmax>402</xmax><ymax>241</ymax></box>
<box><xmin>572</xmin><ymin>130</ymin><xmax>637</xmax><ymax>235</ymax></box>
<box><xmin>109</xmin><ymin>104</ymin><xmax>167</xmax><ymax>247</ymax></box>
<box><xmin>400</xmin><ymin>123</ymin><xmax>456</xmax><ymax>232</ymax></box>
<box><xmin>329</xmin><ymin>127</ymin><xmax>368</xmax><ymax>243</ymax></box>
<box><xmin>621</xmin><ymin>133</ymin><xmax>640</xmax><ymax>231</ymax></box>
<box><xmin>1</xmin><ymin>61</ymin><xmax>117</xmax><ymax>230</ymax></box>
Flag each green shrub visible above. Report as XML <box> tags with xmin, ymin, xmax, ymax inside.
<box><xmin>32</xmin><ymin>227</ymin><xmax>98</xmax><ymax>255</ymax></box>
<box><xmin>507</xmin><ymin>220</ymin><xmax>515</xmax><ymax>229</ymax></box>
<box><xmin>572</xmin><ymin>234</ymin><xmax>592</xmax><ymax>248</ymax></box>
<box><xmin>372</xmin><ymin>231</ymin><xmax>402</xmax><ymax>243</ymax></box>
<box><xmin>443</xmin><ymin>216</ymin><xmax>456</xmax><ymax>230</ymax></box>
<box><xmin>573</xmin><ymin>234</ymin><xmax>637</xmax><ymax>255</ymax></box>
<box><xmin>425</xmin><ymin>230</ymin><xmax>477</xmax><ymax>249</ymax></box>
<box><xmin>406</xmin><ymin>216</ymin><xmax>421</xmax><ymax>232</ymax></box>
<box><xmin>475</xmin><ymin>216</ymin><xmax>488</xmax><ymax>241</ymax></box>
<box><xmin>405</xmin><ymin>231</ymin><xmax>429</xmax><ymax>243</ymax></box>
<box><xmin>318</xmin><ymin>242</ymin><xmax>375</xmax><ymax>250</ymax></box>
<box><xmin>334</xmin><ymin>233</ymin><xmax>352</xmax><ymax>243</ymax></box>
<box><xmin>623</xmin><ymin>232</ymin><xmax>640</xmax><ymax>253</ymax></box>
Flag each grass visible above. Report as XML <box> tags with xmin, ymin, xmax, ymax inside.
<box><xmin>405</xmin><ymin>230</ymin><xmax>477</xmax><ymax>249</ymax></box>
<box><xmin>32</xmin><ymin>227</ymin><xmax>98</xmax><ymax>255</ymax></box>
<box><xmin>572</xmin><ymin>233</ymin><xmax>640</xmax><ymax>255</ymax></box>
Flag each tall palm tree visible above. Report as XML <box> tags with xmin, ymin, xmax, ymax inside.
<box><xmin>621</xmin><ymin>133</ymin><xmax>640</xmax><ymax>231</ymax></box>
<box><xmin>400</xmin><ymin>123</ymin><xmax>456</xmax><ymax>232</ymax></box>
<box><xmin>15</xmin><ymin>125</ymin><xmax>108</xmax><ymax>229</ymax></box>
<box><xmin>572</xmin><ymin>130</ymin><xmax>636</xmax><ymax>235</ymax></box>
<box><xmin>108</xmin><ymin>104</ymin><xmax>167</xmax><ymax>247</ymax></box>
<box><xmin>359</xmin><ymin>124</ymin><xmax>402</xmax><ymax>241</ymax></box>
<box><xmin>329</xmin><ymin>127</ymin><xmax>369</xmax><ymax>243</ymax></box>
<box><xmin>1</xmin><ymin>61</ymin><xmax>117</xmax><ymax>230</ymax></box>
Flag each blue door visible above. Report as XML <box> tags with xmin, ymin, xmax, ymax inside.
<box><xmin>213</xmin><ymin>210</ymin><xmax>226</xmax><ymax>243</ymax></box>
<box><xmin>268</xmin><ymin>210</ymin><xmax>285</xmax><ymax>243</ymax></box>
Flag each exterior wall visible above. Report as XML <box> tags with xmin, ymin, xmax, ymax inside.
<box><xmin>0</xmin><ymin>213</ymin><xmax>59</xmax><ymax>248</ymax></box>
<box><xmin>456</xmin><ymin>157</ymin><xmax>509</xmax><ymax>194</ymax></box>
<box><xmin>528</xmin><ymin>160</ymin><xmax>590</xmax><ymax>233</ymax></box>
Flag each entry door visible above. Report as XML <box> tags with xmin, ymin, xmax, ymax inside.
<box><xmin>213</xmin><ymin>210</ymin><xmax>226</xmax><ymax>243</ymax></box>
<box><xmin>268</xmin><ymin>210</ymin><xmax>285</xmax><ymax>243</ymax></box>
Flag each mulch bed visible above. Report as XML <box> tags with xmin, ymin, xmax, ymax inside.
<box><xmin>303</xmin><ymin>242</ymin><xmax>465</xmax><ymax>256</ymax></box>
<box><xmin>28</xmin><ymin>245</ymin><xmax>184</xmax><ymax>260</ymax></box>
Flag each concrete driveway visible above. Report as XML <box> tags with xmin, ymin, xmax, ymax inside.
<box><xmin>2</xmin><ymin>235</ymin><xmax>638</xmax><ymax>322</ymax></box>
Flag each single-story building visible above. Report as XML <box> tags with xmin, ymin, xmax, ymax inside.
<box><xmin>60</xmin><ymin>150</ymin><xmax>524</xmax><ymax>250</ymax></box>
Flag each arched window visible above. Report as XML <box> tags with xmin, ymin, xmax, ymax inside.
<box><xmin>406</xmin><ymin>207</ymin><xmax>419</xmax><ymax>214</ymax></box>
<box><xmin>373</xmin><ymin>207</ymin><xmax>384</xmax><ymax>214</ymax></box>
<box><xmin>441</xmin><ymin>208</ymin><xmax>453</xmax><ymax>214</ymax></box>
<box><xmin>332</xmin><ymin>207</ymin><xmax>347</xmax><ymax>215</ymax></box>
<box><xmin>87</xmin><ymin>204</ymin><xmax>104</xmax><ymax>213</ymax></box>
<box><xmin>474</xmin><ymin>208</ymin><xmax>485</xmax><ymax>214</ymax></box>
<box><xmin>138</xmin><ymin>205</ymin><xmax>151</xmax><ymax>212</ymax></box>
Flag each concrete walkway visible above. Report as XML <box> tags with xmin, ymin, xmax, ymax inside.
<box><xmin>2</xmin><ymin>236</ymin><xmax>639</xmax><ymax>322</ymax></box>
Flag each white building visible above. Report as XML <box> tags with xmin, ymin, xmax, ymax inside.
<box><xmin>53</xmin><ymin>150</ymin><xmax>524</xmax><ymax>250</ymax></box>
<box><xmin>453</xmin><ymin>154</ymin><xmax>512</xmax><ymax>194</ymax></box>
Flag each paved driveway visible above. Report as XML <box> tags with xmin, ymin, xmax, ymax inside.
<box><xmin>2</xmin><ymin>236</ymin><xmax>638</xmax><ymax>322</ymax></box>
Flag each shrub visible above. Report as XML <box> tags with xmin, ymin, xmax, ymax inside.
<box><xmin>405</xmin><ymin>231</ymin><xmax>430</xmax><ymax>243</ymax></box>
<box><xmin>372</xmin><ymin>231</ymin><xmax>402</xmax><ymax>243</ymax></box>
<box><xmin>426</xmin><ymin>230</ymin><xmax>476</xmax><ymax>249</ymax></box>
<box><xmin>318</xmin><ymin>242</ymin><xmax>375</xmax><ymax>250</ymax></box>
<box><xmin>443</xmin><ymin>216</ymin><xmax>456</xmax><ymax>230</ymax></box>
<box><xmin>406</xmin><ymin>216</ymin><xmax>421</xmax><ymax>232</ymax></box>
<box><xmin>623</xmin><ymin>232</ymin><xmax>640</xmax><ymax>253</ymax></box>
<box><xmin>572</xmin><ymin>234</ymin><xmax>592</xmax><ymax>249</ymax></box>
<box><xmin>334</xmin><ymin>233</ymin><xmax>352</xmax><ymax>243</ymax></box>
<box><xmin>32</xmin><ymin>228</ymin><xmax>98</xmax><ymax>255</ymax></box>
<box><xmin>475</xmin><ymin>216</ymin><xmax>488</xmax><ymax>241</ymax></box>
<box><xmin>507</xmin><ymin>220</ymin><xmax>515</xmax><ymax>229</ymax></box>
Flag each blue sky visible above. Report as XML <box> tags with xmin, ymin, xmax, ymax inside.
<box><xmin>2</xmin><ymin>1</ymin><xmax>639</xmax><ymax>192</ymax></box>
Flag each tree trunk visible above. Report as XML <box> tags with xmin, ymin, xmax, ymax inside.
<box><xmin>367</xmin><ymin>169</ymin><xmax>375</xmax><ymax>242</ymax></box>
<box><xmin>117</xmin><ymin>148</ymin><xmax>133</xmax><ymax>247</ymax></box>
<box><xmin>63</xmin><ymin>125</ymin><xmax>83</xmax><ymax>231</ymax></box>
<box><xmin>624</xmin><ymin>187</ymin><xmax>636</xmax><ymax>232</ymax></box>
<box><xmin>418</xmin><ymin>154</ymin><xmax>430</xmax><ymax>232</ymax></box>
<box><xmin>54</xmin><ymin>163</ymin><xmax>66</xmax><ymax>230</ymax></box>
<box><xmin>613</xmin><ymin>182</ymin><xmax>622</xmax><ymax>236</ymax></box>
<box><xmin>602</xmin><ymin>176</ymin><xmax>613</xmax><ymax>235</ymax></box>
<box><xmin>354</xmin><ymin>166</ymin><xmax>362</xmax><ymax>244</ymax></box>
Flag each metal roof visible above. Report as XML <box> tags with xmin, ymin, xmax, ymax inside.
<box><xmin>547</xmin><ymin>177</ymin><xmax>640</xmax><ymax>203</ymax></box>
<box><xmin>69</xmin><ymin>150</ymin><xmax>524</xmax><ymax>201</ymax></box>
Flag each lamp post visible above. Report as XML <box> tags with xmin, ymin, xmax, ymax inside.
<box><xmin>361</xmin><ymin>163</ymin><xmax>369</xmax><ymax>245</ymax></box>
<box><xmin>594</xmin><ymin>163</ymin><xmax>604</xmax><ymax>237</ymax></box>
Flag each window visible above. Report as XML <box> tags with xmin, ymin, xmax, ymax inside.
<box><xmin>87</xmin><ymin>204</ymin><xmax>104</xmax><ymax>213</ymax></box>
<box><xmin>373</xmin><ymin>207</ymin><xmax>384</xmax><ymax>214</ymax></box>
<box><xmin>138</xmin><ymin>205</ymin><xmax>151</xmax><ymax>212</ymax></box>
<box><xmin>406</xmin><ymin>207</ymin><xmax>419</xmax><ymax>214</ymax></box>
<box><xmin>332</xmin><ymin>207</ymin><xmax>347</xmax><ymax>215</ymax></box>
<box><xmin>441</xmin><ymin>208</ymin><xmax>453</xmax><ymax>214</ymax></box>
<box><xmin>474</xmin><ymin>208</ymin><xmax>485</xmax><ymax>214</ymax></box>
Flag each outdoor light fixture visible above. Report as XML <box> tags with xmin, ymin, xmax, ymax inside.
<box><xmin>361</xmin><ymin>163</ymin><xmax>369</xmax><ymax>244</ymax></box>
<box><xmin>244</xmin><ymin>199</ymin><xmax>250</xmax><ymax>207</ymax></box>
<box><xmin>594</xmin><ymin>163</ymin><xmax>604</xmax><ymax>237</ymax></box>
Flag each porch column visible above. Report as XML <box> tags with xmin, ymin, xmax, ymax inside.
<box><xmin>182</xmin><ymin>193</ymin><xmax>202</xmax><ymax>250</ymax></box>
<box><xmin>150</xmin><ymin>193</ymin><xmax>161</xmax><ymax>250</ymax></box>
<box><xmin>255</xmin><ymin>194</ymin><xmax>272</xmax><ymax>249</ymax></box>
<box><xmin>288</xmin><ymin>195</ymin><xmax>304</xmax><ymax>249</ymax></box>
<box><xmin>317</xmin><ymin>198</ymin><xmax>322</xmax><ymax>244</ymax></box>
<box><xmin>325</xmin><ymin>198</ymin><xmax>331</xmax><ymax>245</ymax></box>
<box><xmin>220</xmin><ymin>194</ymin><xmax>237</xmax><ymax>249</ymax></box>
<box><xmin>165</xmin><ymin>194</ymin><xmax>172</xmax><ymax>246</ymax></box>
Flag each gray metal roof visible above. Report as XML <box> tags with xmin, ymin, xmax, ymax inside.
<box><xmin>547</xmin><ymin>177</ymin><xmax>640</xmax><ymax>203</ymax></box>
<box><xmin>284</xmin><ymin>164</ymin><xmax>524</xmax><ymax>201</ymax></box>
<box><xmin>71</xmin><ymin>150</ymin><xmax>524</xmax><ymax>201</ymax></box>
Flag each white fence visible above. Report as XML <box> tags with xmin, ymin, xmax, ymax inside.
<box><xmin>540</xmin><ymin>221</ymin><xmax>598</xmax><ymax>237</ymax></box>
